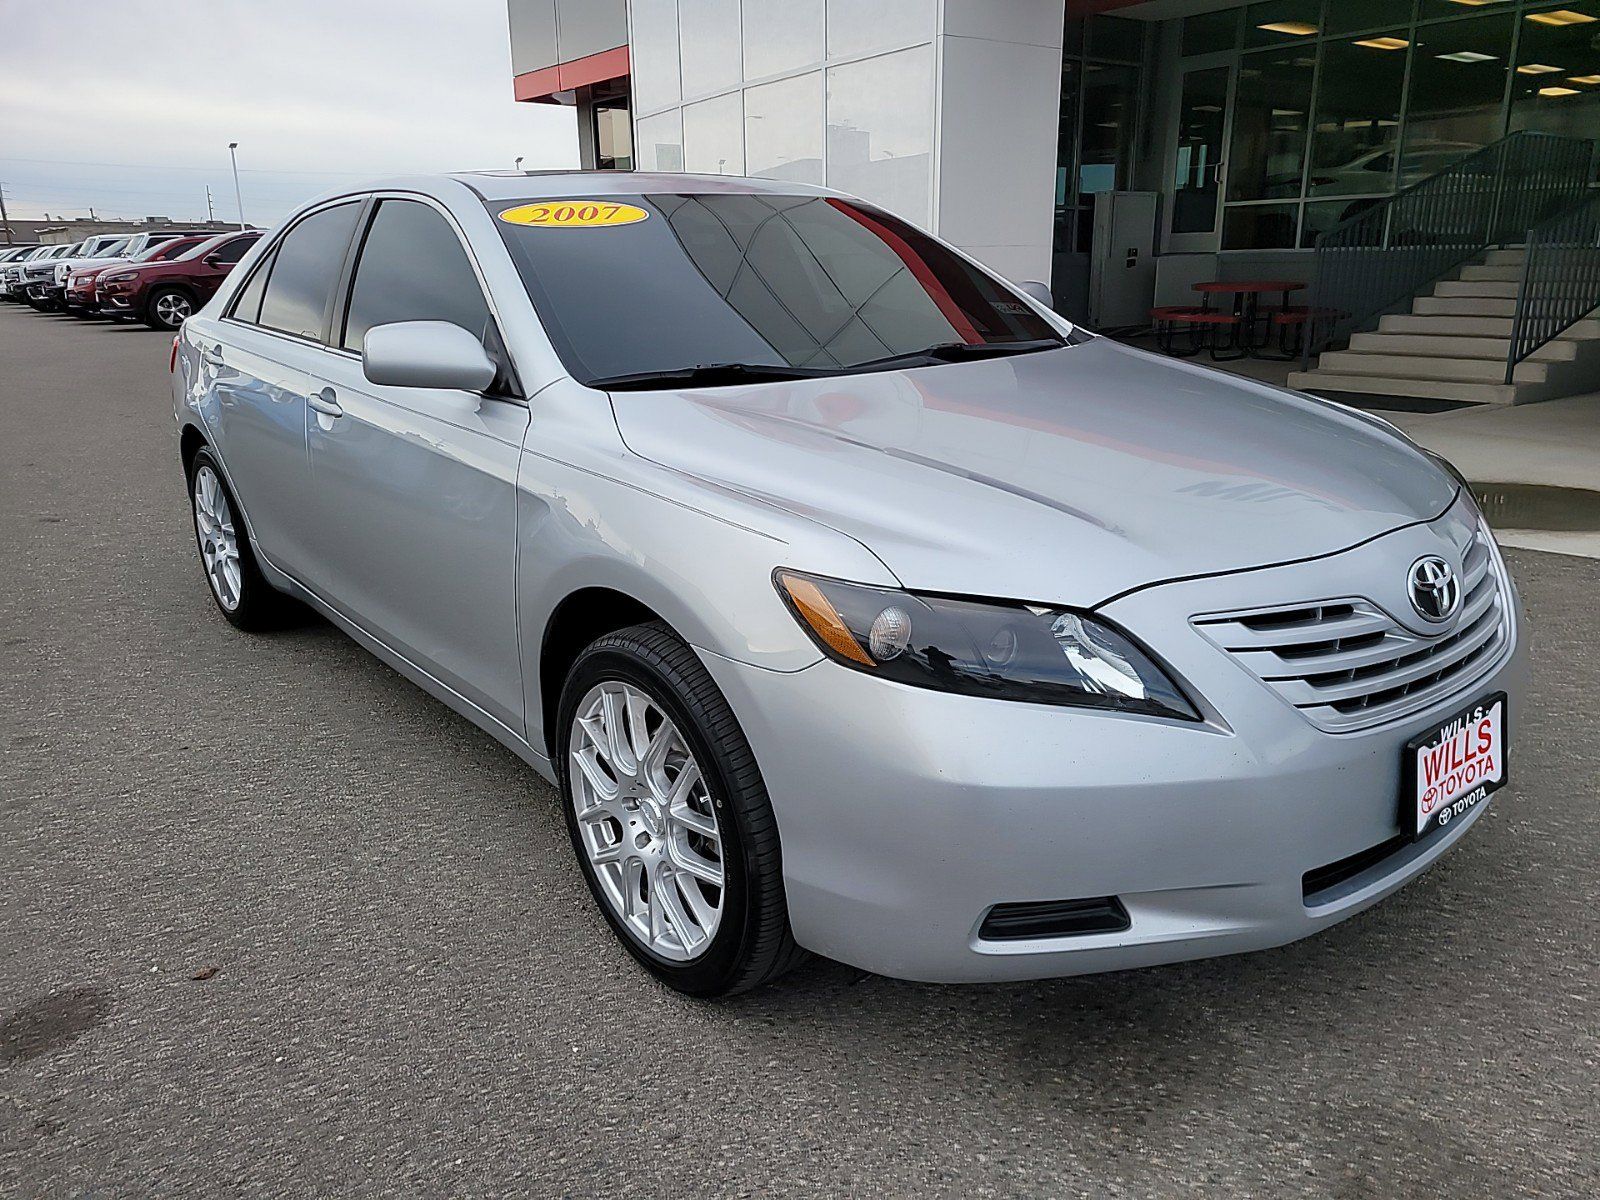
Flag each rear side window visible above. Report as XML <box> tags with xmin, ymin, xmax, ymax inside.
<box><xmin>341</xmin><ymin>199</ymin><xmax>495</xmax><ymax>352</ymax></box>
<box><xmin>230</xmin><ymin>250</ymin><xmax>273</xmax><ymax>324</ymax></box>
<box><xmin>210</xmin><ymin>236</ymin><xmax>257</xmax><ymax>265</ymax></box>
<box><xmin>257</xmin><ymin>202</ymin><xmax>361</xmax><ymax>340</ymax></box>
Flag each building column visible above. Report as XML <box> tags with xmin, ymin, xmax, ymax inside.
<box><xmin>933</xmin><ymin>0</ymin><xmax>1067</xmax><ymax>285</ymax></box>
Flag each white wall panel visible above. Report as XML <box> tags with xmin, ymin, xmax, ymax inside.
<box><xmin>826</xmin><ymin>45</ymin><xmax>935</xmax><ymax>228</ymax></box>
<box><xmin>746</xmin><ymin>72</ymin><xmax>825</xmax><ymax>183</ymax></box>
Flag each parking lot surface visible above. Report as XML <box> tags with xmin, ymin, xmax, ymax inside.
<box><xmin>2</xmin><ymin>303</ymin><xmax>1598</xmax><ymax>1198</ymax></box>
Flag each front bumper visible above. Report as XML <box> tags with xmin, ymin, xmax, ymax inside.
<box><xmin>700</xmin><ymin>516</ymin><xmax>1526</xmax><ymax>983</ymax></box>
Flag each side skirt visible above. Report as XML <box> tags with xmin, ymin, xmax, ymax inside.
<box><xmin>255</xmin><ymin>554</ymin><xmax>558</xmax><ymax>787</ymax></box>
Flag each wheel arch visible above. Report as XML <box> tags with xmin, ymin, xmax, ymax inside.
<box><xmin>179</xmin><ymin>422</ymin><xmax>207</xmax><ymax>475</ymax></box>
<box><xmin>538</xmin><ymin>586</ymin><xmax>668</xmax><ymax>760</ymax></box>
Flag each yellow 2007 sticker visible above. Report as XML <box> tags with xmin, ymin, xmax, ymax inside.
<box><xmin>498</xmin><ymin>201</ymin><xmax>649</xmax><ymax>228</ymax></box>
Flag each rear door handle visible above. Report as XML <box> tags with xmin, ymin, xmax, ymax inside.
<box><xmin>308</xmin><ymin>388</ymin><xmax>343</xmax><ymax>418</ymax></box>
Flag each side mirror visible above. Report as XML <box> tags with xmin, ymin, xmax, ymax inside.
<box><xmin>361</xmin><ymin>321</ymin><xmax>498</xmax><ymax>392</ymax></box>
<box><xmin>203</xmin><ymin>253</ymin><xmax>223</xmax><ymax>266</ymax></box>
<box><xmin>1019</xmin><ymin>280</ymin><xmax>1055</xmax><ymax>309</ymax></box>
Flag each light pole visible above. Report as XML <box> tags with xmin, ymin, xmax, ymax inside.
<box><xmin>228</xmin><ymin>142</ymin><xmax>246</xmax><ymax>230</ymax></box>
<box><xmin>514</xmin><ymin>156</ymin><xmax>524</xmax><ymax>172</ymax></box>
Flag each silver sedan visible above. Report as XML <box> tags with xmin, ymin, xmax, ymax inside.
<box><xmin>171</xmin><ymin>173</ymin><xmax>1524</xmax><ymax>995</ymax></box>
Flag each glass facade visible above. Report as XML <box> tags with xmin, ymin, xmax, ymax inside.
<box><xmin>629</xmin><ymin>0</ymin><xmax>935</xmax><ymax>226</ymax></box>
<box><xmin>1054</xmin><ymin>15</ymin><xmax>1147</xmax><ymax>256</ymax></box>
<box><xmin>1176</xmin><ymin>0</ymin><xmax>1600</xmax><ymax>250</ymax></box>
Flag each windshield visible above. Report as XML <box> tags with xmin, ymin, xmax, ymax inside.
<box><xmin>487</xmin><ymin>192</ymin><xmax>1065</xmax><ymax>387</ymax></box>
<box><xmin>95</xmin><ymin>239</ymin><xmax>131</xmax><ymax>257</ymax></box>
<box><xmin>138</xmin><ymin>237</ymin><xmax>202</xmax><ymax>262</ymax></box>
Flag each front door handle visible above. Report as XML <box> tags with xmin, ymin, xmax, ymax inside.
<box><xmin>308</xmin><ymin>388</ymin><xmax>343</xmax><ymax>418</ymax></box>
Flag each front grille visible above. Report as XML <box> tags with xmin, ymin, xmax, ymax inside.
<box><xmin>978</xmin><ymin>896</ymin><xmax>1130</xmax><ymax>941</ymax></box>
<box><xmin>1194</xmin><ymin>529</ymin><xmax>1509</xmax><ymax>733</ymax></box>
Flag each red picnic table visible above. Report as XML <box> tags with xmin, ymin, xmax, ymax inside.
<box><xmin>1150</xmin><ymin>279</ymin><xmax>1315</xmax><ymax>361</ymax></box>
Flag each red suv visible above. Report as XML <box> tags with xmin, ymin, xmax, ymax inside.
<box><xmin>65</xmin><ymin>235</ymin><xmax>213</xmax><ymax>317</ymax></box>
<box><xmin>99</xmin><ymin>230</ymin><xmax>262</xmax><ymax>329</ymax></box>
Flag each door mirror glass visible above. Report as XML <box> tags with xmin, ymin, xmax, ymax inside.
<box><xmin>361</xmin><ymin>321</ymin><xmax>498</xmax><ymax>392</ymax></box>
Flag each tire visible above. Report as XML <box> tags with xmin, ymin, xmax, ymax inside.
<box><xmin>557</xmin><ymin>622</ymin><xmax>805</xmax><ymax>997</ymax></box>
<box><xmin>145</xmin><ymin>286</ymin><xmax>195</xmax><ymax>330</ymax></box>
<box><xmin>185</xmin><ymin>447</ymin><xmax>290</xmax><ymax>631</ymax></box>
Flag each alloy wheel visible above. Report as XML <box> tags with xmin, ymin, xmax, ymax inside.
<box><xmin>192</xmin><ymin>465</ymin><xmax>242</xmax><ymax>611</ymax></box>
<box><xmin>568</xmin><ymin>680</ymin><xmax>725</xmax><ymax>961</ymax></box>
<box><xmin>154</xmin><ymin>292</ymin><xmax>192</xmax><ymax>328</ymax></box>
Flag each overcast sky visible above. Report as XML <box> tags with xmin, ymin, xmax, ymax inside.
<box><xmin>0</xmin><ymin>0</ymin><xmax>579</xmax><ymax>226</ymax></box>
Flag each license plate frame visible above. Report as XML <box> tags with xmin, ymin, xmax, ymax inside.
<box><xmin>1402</xmin><ymin>691</ymin><xmax>1508</xmax><ymax>842</ymax></box>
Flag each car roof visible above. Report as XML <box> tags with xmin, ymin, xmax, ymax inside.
<box><xmin>343</xmin><ymin>171</ymin><xmax>838</xmax><ymax>204</ymax></box>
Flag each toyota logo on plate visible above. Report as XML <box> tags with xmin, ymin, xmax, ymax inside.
<box><xmin>1408</xmin><ymin>555</ymin><xmax>1462</xmax><ymax>623</ymax></box>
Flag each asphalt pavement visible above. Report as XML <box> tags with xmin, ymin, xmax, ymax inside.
<box><xmin>2</xmin><ymin>302</ymin><xmax>1597</xmax><ymax>1198</ymax></box>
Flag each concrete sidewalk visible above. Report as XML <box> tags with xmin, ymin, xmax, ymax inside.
<box><xmin>1385</xmin><ymin>392</ymin><xmax>1600</xmax><ymax>559</ymax></box>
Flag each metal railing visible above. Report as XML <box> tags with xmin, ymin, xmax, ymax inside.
<box><xmin>1303</xmin><ymin>132</ymin><xmax>1596</xmax><ymax>368</ymax></box>
<box><xmin>1505</xmin><ymin>191</ymin><xmax>1600</xmax><ymax>384</ymax></box>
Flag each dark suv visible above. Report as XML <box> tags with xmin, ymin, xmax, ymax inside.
<box><xmin>99</xmin><ymin>230</ymin><xmax>261</xmax><ymax>329</ymax></box>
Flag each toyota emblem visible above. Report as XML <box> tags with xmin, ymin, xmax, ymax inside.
<box><xmin>1408</xmin><ymin>555</ymin><xmax>1462</xmax><ymax>623</ymax></box>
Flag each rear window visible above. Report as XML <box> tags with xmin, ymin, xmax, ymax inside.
<box><xmin>256</xmin><ymin>204</ymin><xmax>360</xmax><ymax>340</ymax></box>
<box><xmin>487</xmin><ymin>192</ymin><xmax>1059</xmax><ymax>386</ymax></box>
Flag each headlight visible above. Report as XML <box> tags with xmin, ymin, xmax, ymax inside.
<box><xmin>774</xmin><ymin>570</ymin><xmax>1200</xmax><ymax>720</ymax></box>
<box><xmin>101</xmin><ymin>270</ymin><xmax>137</xmax><ymax>284</ymax></box>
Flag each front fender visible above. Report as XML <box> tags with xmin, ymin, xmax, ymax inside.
<box><xmin>514</xmin><ymin>382</ymin><xmax>894</xmax><ymax>754</ymax></box>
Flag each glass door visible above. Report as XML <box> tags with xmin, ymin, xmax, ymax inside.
<box><xmin>1167</xmin><ymin>59</ymin><xmax>1234</xmax><ymax>252</ymax></box>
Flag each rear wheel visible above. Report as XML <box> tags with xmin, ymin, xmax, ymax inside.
<box><xmin>146</xmin><ymin>286</ymin><xmax>195</xmax><ymax>330</ymax></box>
<box><xmin>186</xmin><ymin>447</ymin><xmax>289</xmax><ymax>631</ymax></box>
<box><xmin>558</xmin><ymin>622</ymin><xmax>805</xmax><ymax>996</ymax></box>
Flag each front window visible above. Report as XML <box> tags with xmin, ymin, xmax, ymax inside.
<box><xmin>489</xmin><ymin>192</ymin><xmax>1064</xmax><ymax>387</ymax></box>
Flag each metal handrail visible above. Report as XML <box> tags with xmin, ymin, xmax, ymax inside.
<box><xmin>1302</xmin><ymin>132</ymin><xmax>1596</xmax><ymax>368</ymax></box>
<box><xmin>1505</xmin><ymin>191</ymin><xmax>1600</xmax><ymax>384</ymax></box>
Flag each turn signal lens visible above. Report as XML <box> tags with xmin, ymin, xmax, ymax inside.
<box><xmin>775</xmin><ymin>571</ymin><xmax>875</xmax><ymax>666</ymax></box>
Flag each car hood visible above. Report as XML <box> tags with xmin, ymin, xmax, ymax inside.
<box><xmin>73</xmin><ymin>257</ymin><xmax>129</xmax><ymax>276</ymax></box>
<box><xmin>607</xmin><ymin>338</ymin><xmax>1457</xmax><ymax>606</ymax></box>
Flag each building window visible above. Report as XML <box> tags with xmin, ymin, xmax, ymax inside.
<box><xmin>1183</xmin><ymin>0</ymin><xmax>1597</xmax><ymax>250</ymax></box>
<box><xmin>1053</xmin><ymin>16</ymin><xmax>1147</xmax><ymax>257</ymax></box>
<box><xmin>1509</xmin><ymin>0</ymin><xmax>1600</xmax><ymax>137</ymax></box>
<box><xmin>594</xmin><ymin>97</ymin><xmax>634</xmax><ymax>170</ymax></box>
<box><xmin>1308</xmin><ymin>33</ymin><xmax>1408</xmax><ymax>199</ymax></box>
<box><xmin>1226</xmin><ymin>46</ymin><xmax>1314</xmax><ymax>203</ymax></box>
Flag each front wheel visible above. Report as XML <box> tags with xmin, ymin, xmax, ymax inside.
<box><xmin>146</xmin><ymin>286</ymin><xmax>195</xmax><ymax>330</ymax></box>
<box><xmin>558</xmin><ymin>622</ymin><xmax>805</xmax><ymax>997</ymax></box>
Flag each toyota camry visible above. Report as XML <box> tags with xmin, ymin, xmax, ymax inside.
<box><xmin>170</xmin><ymin>173</ymin><xmax>1524</xmax><ymax>995</ymax></box>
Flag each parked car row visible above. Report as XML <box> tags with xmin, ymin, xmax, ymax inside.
<box><xmin>0</xmin><ymin>228</ymin><xmax>261</xmax><ymax>329</ymax></box>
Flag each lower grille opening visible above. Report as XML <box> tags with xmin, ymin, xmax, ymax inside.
<box><xmin>979</xmin><ymin>896</ymin><xmax>1130</xmax><ymax>941</ymax></box>
<box><xmin>1302</xmin><ymin>833</ymin><xmax>1409</xmax><ymax>903</ymax></box>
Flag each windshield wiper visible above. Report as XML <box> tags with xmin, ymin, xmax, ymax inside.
<box><xmin>587</xmin><ymin>362</ymin><xmax>840</xmax><ymax>391</ymax></box>
<box><xmin>850</xmin><ymin>338</ymin><xmax>1066</xmax><ymax>372</ymax></box>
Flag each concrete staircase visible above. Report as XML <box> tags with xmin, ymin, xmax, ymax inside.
<box><xmin>1288</xmin><ymin>248</ymin><xmax>1600</xmax><ymax>405</ymax></box>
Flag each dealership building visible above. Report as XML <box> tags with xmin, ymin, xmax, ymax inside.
<box><xmin>507</xmin><ymin>0</ymin><xmax>1600</xmax><ymax>394</ymax></box>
